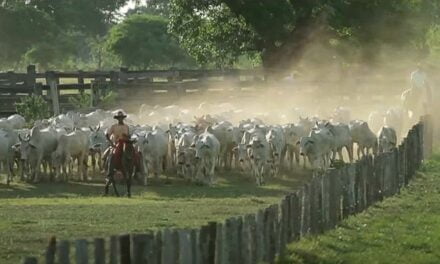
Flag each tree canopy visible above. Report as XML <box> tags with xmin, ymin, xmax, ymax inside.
<box><xmin>169</xmin><ymin>0</ymin><xmax>440</xmax><ymax>73</ymax></box>
<box><xmin>0</xmin><ymin>0</ymin><xmax>128</xmax><ymax>70</ymax></box>
<box><xmin>106</xmin><ymin>14</ymin><xmax>195</xmax><ymax>69</ymax></box>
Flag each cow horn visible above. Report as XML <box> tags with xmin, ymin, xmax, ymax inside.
<box><xmin>89</xmin><ymin>126</ymin><xmax>94</xmax><ymax>132</ymax></box>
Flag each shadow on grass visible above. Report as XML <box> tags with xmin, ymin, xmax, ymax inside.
<box><xmin>0</xmin><ymin>167</ymin><xmax>312</xmax><ymax>199</ymax></box>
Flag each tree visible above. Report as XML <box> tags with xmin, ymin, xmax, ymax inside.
<box><xmin>169</xmin><ymin>0</ymin><xmax>440</xmax><ymax>74</ymax></box>
<box><xmin>106</xmin><ymin>14</ymin><xmax>195</xmax><ymax>69</ymax></box>
<box><xmin>0</xmin><ymin>0</ymin><xmax>129</xmax><ymax>70</ymax></box>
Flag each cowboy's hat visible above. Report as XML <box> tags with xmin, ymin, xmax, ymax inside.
<box><xmin>113</xmin><ymin>111</ymin><xmax>127</xmax><ymax>119</ymax></box>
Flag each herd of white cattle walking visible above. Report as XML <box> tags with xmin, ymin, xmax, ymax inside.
<box><xmin>0</xmin><ymin>103</ymin><xmax>406</xmax><ymax>187</ymax></box>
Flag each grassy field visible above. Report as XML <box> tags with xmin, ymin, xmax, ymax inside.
<box><xmin>283</xmin><ymin>153</ymin><xmax>440</xmax><ymax>264</ymax></box>
<box><xmin>0</xmin><ymin>169</ymin><xmax>310</xmax><ymax>264</ymax></box>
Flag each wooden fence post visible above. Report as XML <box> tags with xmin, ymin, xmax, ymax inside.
<box><xmin>243</xmin><ymin>214</ymin><xmax>256</xmax><ymax>264</ymax></box>
<box><xmin>309</xmin><ymin>174</ymin><xmax>323</xmax><ymax>234</ymax></box>
<box><xmin>45</xmin><ymin>236</ymin><xmax>56</xmax><ymax>264</ymax></box>
<box><xmin>373</xmin><ymin>155</ymin><xmax>384</xmax><ymax>203</ymax></box>
<box><xmin>327</xmin><ymin>169</ymin><xmax>339</xmax><ymax>228</ymax></box>
<box><xmin>162</xmin><ymin>229</ymin><xmax>179</xmax><ymax>264</ymax></box>
<box><xmin>57</xmin><ymin>240</ymin><xmax>70</xmax><ymax>264</ymax></box>
<box><xmin>199</xmin><ymin>222</ymin><xmax>216</xmax><ymax>264</ymax></box>
<box><xmin>321</xmin><ymin>172</ymin><xmax>330</xmax><ymax>230</ymax></box>
<box><xmin>178</xmin><ymin>229</ymin><xmax>193</xmax><ymax>264</ymax></box>
<box><xmin>224</xmin><ymin>217</ymin><xmax>239</xmax><ymax>263</ymax></box>
<box><xmin>131</xmin><ymin>234</ymin><xmax>148</xmax><ymax>264</ymax></box>
<box><xmin>78</xmin><ymin>70</ymin><xmax>85</xmax><ymax>94</ymax></box>
<box><xmin>190</xmin><ymin>229</ymin><xmax>200</xmax><ymax>264</ymax></box>
<box><xmin>119</xmin><ymin>234</ymin><xmax>131</xmax><ymax>264</ymax></box>
<box><xmin>155</xmin><ymin>231</ymin><xmax>162</xmax><ymax>264</ymax></box>
<box><xmin>93</xmin><ymin>238</ymin><xmax>105</xmax><ymax>264</ymax></box>
<box><xmin>46</xmin><ymin>71</ymin><xmax>60</xmax><ymax>115</ymax></box>
<box><xmin>422</xmin><ymin>115</ymin><xmax>433</xmax><ymax>160</ymax></box>
<box><xmin>279</xmin><ymin>196</ymin><xmax>289</xmax><ymax>257</ymax></box>
<box><xmin>75</xmin><ymin>239</ymin><xmax>89</xmax><ymax>264</ymax></box>
<box><xmin>26</xmin><ymin>65</ymin><xmax>37</xmax><ymax>95</ymax></box>
<box><xmin>290</xmin><ymin>192</ymin><xmax>301</xmax><ymax>241</ymax></box>
<box><xmin>214</xmin><ymin>222</ymin><xmax>225</xmax><ymax>264</ymax></box>
<box><xmin>109</xmin><ymin>236</ymin><xmax>119</xmax><ymax>264</ymax></box>
<box><xmin>255</xmin><ymin>209</ymin><xmax>265</xmax><ymax>262</ymax></box>
<box><xmin>300</xmin><ymin>184</ymin><xmax>311</xmax><ymax>237</ymax></box>
<box><xmin>265</xmin><ymin>205</ymin><xmax>279</xmax><ymax>262</ymax></box>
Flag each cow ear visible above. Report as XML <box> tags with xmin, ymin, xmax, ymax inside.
<box><xmin>296</xmin><ymin>140</ymin><xmax>300</xmax><ymax>145</ymax></box>
<box><xmin>190</xmin><ymin>143</ymin><xmax>196</xmax><ymax>148</ymax></box>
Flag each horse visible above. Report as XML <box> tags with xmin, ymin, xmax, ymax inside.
<box><xmin>104</xmin><ymin>139</ymin><xmax>137</xmax><ymax>197</ymax></box>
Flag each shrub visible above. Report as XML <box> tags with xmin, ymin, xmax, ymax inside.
<box><xmin>15</xmin><ymin>95</ymin><xmax>50</xmax><ymax>124</ymax></box>
<box><xmin>68</xmin><ymin>93</ymin><xmax>91</xmax><ymax>109</ymax></box>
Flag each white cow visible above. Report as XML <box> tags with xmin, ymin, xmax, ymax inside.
<box><xmin>18</xmin><ymin>126</ymin><xmax>58</xmax><ymax>182</ymax></box>
<box><xmin>176</xmin><ymin>131</ymin><xmax>197</xmax><ymax>180</ymax></box>
<box><xmin>315</xmin><ymin>122</ymin><xmax>353</xmax><ymax>162</ymax></box>
<box><xmin>299</xmin><ymin>128</ymin><xmax>334</xmax><ymax>170</ymax></box>
<box><xmin>0</xmin><ymin>128</ymin><xmax>18</xmax><ymax>184</ymax></box>
<box><xmin>138</xmin><ymin>128</ymin><xmax>168</xmax><ymax>182</ymax></box>
<box><xmin>266</xmin><ymin>126</ymin><xmax>286</xmax><ymax>176</ymax></box>
<box><xmin>349</xmin><ymin>120</ymin><xmax>378</xmax><ymax>158</ymax></box>
<box><xmin>7</xmin><ymin>114</ymin><xmax>26</xmax><ymax>129</ymax></box>
<box><xmin>211</xmin><ymin>121</ymin><xmax>236</xmax><ymax>169</ymax></box>
<box><xmin>247</xmin><ymin>135</ymin><xmax>271</xmax><ymax>185</ymax></box>
<box><xmin>52</xmin><ymin>130</ymin><xmax>90</xmax><ymax>181</ymax></box>
<box><xmin>283</xmin><ymin>123</ymin><xmax>308</xmax><ymax>168</ymax></box>
<box><xmin>191</xmin><ymin>128</ymin><xmax>220</xmax><ymax>185</ymax></box>
<box><xmin>378</xmin><ymin>126</ymin><xmax>397</xmax><ymax>154</ymax></box>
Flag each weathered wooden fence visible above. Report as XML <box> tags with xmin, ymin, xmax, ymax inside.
<box><xmin>0</xmin><ymin>65</ymin><xmax>409</xmax><ymax>117</ymax></box>
<box><xmin>0</xmin><ymin>66</ymin><xmax>266</xmax><ymax>116</ymax></box>
<box><xmin>21</xmin><ymin>116</ymin><xmax>432</xmax><ymax>264</ymax></box>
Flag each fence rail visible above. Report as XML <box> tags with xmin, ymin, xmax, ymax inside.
<box><xmin>21</xmin><ymin>115</ymin><xmax>432</xmax><ymax>264</ymax></box>
<box><xmin>0</xmin><ymin>65</ymin><xmax>413</xmax><ymax>117</ymax></box>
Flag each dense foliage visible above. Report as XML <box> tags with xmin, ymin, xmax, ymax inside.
<box><xmin>1</xmin><ymin>0</ymin><xmax>440</xmax><ymax>72</ymax></box>
<box><xmin>169</xmin><ymin>0</ymin><xmax>440</xmax><ymax>72</ymax></box>
<box><xmin>106</xmin><ymin>14</ymin><xmax>194</xmax><ymax>69</ymax></box>
<box><xmin>15</xmin><ymin>95</ymin><xmax>50</xmax><ymax>123</ymax></box>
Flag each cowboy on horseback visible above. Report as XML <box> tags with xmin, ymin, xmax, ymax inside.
<box><xmin>103</xmin><ymin>111</ymin><xmax>136</xmax><ymax>197</ymax></box>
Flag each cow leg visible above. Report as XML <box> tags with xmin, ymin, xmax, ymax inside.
<box><xmin>337</xmin><ymin>149</ymin><xmax>344</xmax><ymax>161</ymax></box>
<box><xmin>347</xmin><ymin>144</ymin><xmax>354</xmax><ymax>163</ymax></box>
<box><xmin>91</xmin><ymin>152</ymin><xmax>96</xmax><ymax>174</ymax></box>
<box><xmin>98</xmin><ymin>151</ymin><xmax>103</xmax><ymax>172</ymax></box>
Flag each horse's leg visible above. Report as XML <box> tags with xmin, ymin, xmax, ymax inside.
<box><xmin>91</xmin><ymin>152</ymin><xmax>96</xmax><ymax>174</ymax></box>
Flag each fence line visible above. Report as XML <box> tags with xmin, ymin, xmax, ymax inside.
<box><xmin>0</xmin><ymin>65</ymin><xmax>410</xmax><ymax>116</ymax></box>
<box><xmin>22</xmin><ymin>116</ymin><xmax>432</xmax><ymax>264</ymax></box>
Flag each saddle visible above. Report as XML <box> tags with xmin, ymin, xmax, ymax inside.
<box><xmin>111</xmin><ymin>139</ymin><xmax>141</xmax><ymax>171</ymax></box>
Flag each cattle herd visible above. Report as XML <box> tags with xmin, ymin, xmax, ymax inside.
<box><xmin>0</xmin><ymin>102</ymin><xmax>408</xmax><ymax>188</ymax></box>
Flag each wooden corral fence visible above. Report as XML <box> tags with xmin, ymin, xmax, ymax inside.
<box><xmin>0</xmin><ymin>66</ymin><xmax>265</xmax><ymax>117</ymax></box>
<box><xmin>0</xmin><ymin>65</ymin><xmax>411</xmax><ymax>117</ymax></box>
<box><xmin>21</xmin><ymin>116</ymin><xmax>433</xmax><ymax>264</ymax></box>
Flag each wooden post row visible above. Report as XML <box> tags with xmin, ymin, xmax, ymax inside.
<box><xmin>75</xmin><ymin>239</ymin><xmax>88</xmax><ymax>264</ymax></box>
<box><xmin>46</xmin><ymin>71</ymin><xmax>60</xmax><ymax>115</ymax></box>
<box><xmin>300</xmin><ymin>184</ymin><xmax>311</xmax><ymax>237</ymax></box>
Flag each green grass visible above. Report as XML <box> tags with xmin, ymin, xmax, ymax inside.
<box><xmin>283</xmin><ymin>154</ymin><xmax>440</xmax><ymax>264</ymax></box>
<box><xmin>0</xmin><ymin>169</ymin><xmax>310</xmax><ymax>264</ymax></box>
